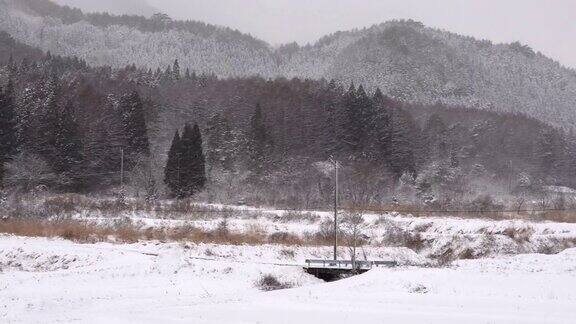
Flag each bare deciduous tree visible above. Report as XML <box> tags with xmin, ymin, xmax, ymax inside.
<box><xmin>128</xmin><ymin>155</ymin><xmax>162</xmax><ymax>203</ymax></box>
<box><xmin>342</xmin><ymin>213</ymin><xmax>368</xmax><ymax>271</ymax></box>
<box><xmin>3</xmin><ymin>152</ymin><xmax>55</xmax><ymax>192</ymax></box>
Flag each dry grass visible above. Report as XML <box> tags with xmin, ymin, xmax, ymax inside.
<box><xmin>40</xmin><ymin>194</ymin><xmax>234</xmax><ymax>220</ymax></box>
<box><xmin>536</xmin><ymin>210</ymin><xmax>576</xmax><ymax>223</ymax></box>
<box><xmin>0</xmin><ymin>217</ymin><xmax>323</xmax><ymax>246</ymax></box>
<box><xmin>362</xmin><ymin>202</ymin><xmax>576</xmax><ymax>223</ymax></box>
<box><xmin>0</xmin><ymin>218</ymin><xmax>139</xmax><ymax>243</ymax></box>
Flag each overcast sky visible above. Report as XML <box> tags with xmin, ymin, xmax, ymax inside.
<box><xmin>57</xmin><ymin>0</ymin><xmax>576</xmax><ymax>69</ymax></box>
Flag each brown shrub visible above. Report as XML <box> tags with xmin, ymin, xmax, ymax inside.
<box><xmin>502</xmin><ymin>226</ymin><xmax>535</xmax><ymax>243</ymax></box>
<box><xmin>279</xmin><ymin>248</ymin><xmax>295</xmax><ymax>259</ymax></box>
<box><xmin>381</xmin><ymin>224</ymin><xmax>427</xmax><ymax>252</ymax></box>
<box><xmin>275</xmin><ymin>211</ymin><xmax>318</xmax><ymax>223</ymax></box>
<box><xmin>255</xmin><ymin>274</ymin><xmax>293</xmax><ymax>291</ymax></box>
<box><xmin>269</xmin><ymin>232</ymin><xmax>303</xmax><ymax>245</ymax></box>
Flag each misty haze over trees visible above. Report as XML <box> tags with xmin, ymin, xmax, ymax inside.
<box><xmin>1</xmin><ymin>0</ymin><xmax>576</xmax><ymax>213</ymax></box>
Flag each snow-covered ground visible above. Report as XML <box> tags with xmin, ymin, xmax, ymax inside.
<box><xmin>1</xmin><ymin>235</ymin><xmax>575</xmax><ymax>323</ymax></box>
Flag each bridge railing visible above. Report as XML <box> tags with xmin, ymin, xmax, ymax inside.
<box><xmin>304</xmin><ymin>259</ymin><xmax>398</xmax><ymax>270</ymax></box>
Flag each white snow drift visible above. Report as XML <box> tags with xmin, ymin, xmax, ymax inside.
<box><xmin>1</xmin><ymin>234</ymin><xmax>575</xmax><ymax>324</ymax></box>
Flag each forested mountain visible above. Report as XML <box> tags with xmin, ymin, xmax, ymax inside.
<box><xmin>1</xmin><ymin>0</ymin><xmax>576</xmax><ymax>130</ymax></box>
<box><xmin>1</xmin><ymin>29</ymin><xmax>575</xmax><ymax>208</ymax></box>
<box><xmin>279</xmin><ymin>22</ymin><xmax>576</xmax><ymax>130</ymax></box>
<box><xmin>0</xmin><ymin>0</ymin><xmax>276</xmax><ymax>76</ymax></box>
<box><xmin>52</xmin><ymin>0</ymin><xmax>158</xmax><ymax>17</ymax></box>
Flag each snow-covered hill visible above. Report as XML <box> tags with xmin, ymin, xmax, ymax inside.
<box><xmin>0</xmin><ymin>0</ymin><xmax>277</xmax><ymax>77</ymax></box>
<box><xmin>1</xmin><ymin>235</ymin><xmax>575</xmax><ymax>323</ymax></box>
<box><xmin>279</xmin><ymin>21</ymin><xmax>576</xmax><ymax>130</ymax></box>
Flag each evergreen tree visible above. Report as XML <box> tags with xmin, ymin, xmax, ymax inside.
<box><xmin>52</xmin><ymin>101</ymin><xmax>84</xmax><ymax>189</ymax></box>
<box><xmin>536</xmin><ymin>128</ymin><xmax>564</xmax><ymax>180</ymax></box>
<box><xmin>339</xmin><ymin>84</ymin><xmax>359</xmax><ymax>155</ymax></box>
<box><xmin>355</xmin><ymin>85</ymin><xmax>374</xmax><ymax>153</ymax></box>
<box><xmin>172</xmin><ymin>59</ymin><xmax>181</xmax><ymax>80</ymax></box>
<box><xmin>30</xmin><ymin>77</ymin><xmax>84</xmax><ymax>189</ymax></box>
<box><xmin>41</xmin><ymin>74</ymin><xmax>61</xmax><ymax>162</ymax></box>
<box><xmin>320</xmin><ymin>80</ymin><xmax>343</xmax><ymax>157</ymax></box>
<box><xmin>247</xmin><ymin>103</ymin><xmax>273</xmax><ymax>176</ymax></box>
<box><xmin>339</xmin><ymin>84</ymin><xmax>374</xmax><ymax>159</ymax></box>
<box><xmin>16</xmin><ymin>87</ymin><xmax>39</xmax><ymax>149</ymax></box>
<box><xmin>423</xmin><ymin>114</ymin><xmax>448</xmax><ymax>160</ymax></box>
<box><xmin>179</xmin><ymin>123</ymin><xmax>206</xmax><ymax>197</ymax></box>
<box><xmin>389</xmin><ymin>105</ymin><xmax>417</xmax><ymax>178</ymax></box>
<box><xmin>0</xmin><ymin>81</ymin><xmax>18</xmax><ymax>156</ymax></box>
<box><xmin>366</xmin><ymin>88</ymin><xmax>393</xmax><ymax>162</ymax></box>
<box><xmin>205</xmin><ymin>113</ymin><xmax>235</xmax><ymax>172</ymax></box>
<box><xmin>164</xmin><ymin>130</ymin><xmax>182</xmax><ymax>197</ymax></box>
<box><xmin>0</xmin><ymin>81</ymin><xmax>18</xmax><ymax>184</ymax></box>
<box><xmin>119</xmin><ymin>91</ymin><xmax>150</xmax><ymax>163</ymax></box>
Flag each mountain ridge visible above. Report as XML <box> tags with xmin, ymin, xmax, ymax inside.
<box><xmin>1</xmin><ymin>0</ymin><xmax>575</xmax><ymax>130</ymax></box>
<box><xmin>52</xmin><ymin>0</ymin><xmax>159</xmax><ymax>17</ymax></box>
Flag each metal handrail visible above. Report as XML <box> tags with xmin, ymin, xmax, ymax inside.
<box><xmin>304</xmin><ymin>259</ymin><xmax>398</xmax><ymax>269</ymax></box>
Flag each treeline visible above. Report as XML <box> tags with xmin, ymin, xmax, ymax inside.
<box><xmin>0</xmin><ymin>68</ymin><xmax>150</xmax><ymax>191</ymax></box>
<box><xmin>1</xmin><ymin>31</ymin><xmax>575</xmax><ymax>208</ymax></box>
<box><xmin>147</xmin><ymin>61</ymin><xmax>574</xmax><ymax>182</ymax></box>
<box><xmin>143</xmin><ymin>60</ymin><xmax>576</xmax><ymax>207</ymax></box>
<box><xmin>14</xmin><ymin>0</ymin><xmax>265</xmax><ymax>47</ymax></box>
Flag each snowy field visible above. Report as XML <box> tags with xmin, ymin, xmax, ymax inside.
<box><xmin>2</xmin><ymin>203</ymin><xmax>576</xmax><ymax>323</ymax></box>
<box><xmin>1</xmin><ymin>234</ymin><xmax>576</xmax><ymax>324</ymax></box>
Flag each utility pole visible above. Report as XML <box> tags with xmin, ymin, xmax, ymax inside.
<box><xmin>120</xmin><ymin>147</ymin><xmax>124</xmax><ymax>191</ymax></box>
<box><xmin>330</xmin><ymin>157</ymin><xmax>339</xmax><ymax>261</ymax></box>
<box><xmin>508</xmin><ymin>160</ymin><xmax>513</xmax><ymax>194</ymax></box>
<box><xmin>177</xmin><ymin>153</ymin><xmax>181</xmax><ymax>184</ymax></box>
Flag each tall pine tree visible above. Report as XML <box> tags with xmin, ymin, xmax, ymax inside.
<box><xmin>40</xmin><ymin>74</ymin><xmax>61</xmax><ymax>164</ymax></box>
<box><xmin>172</xmin><ymin>59</ymin><xmax>181</xmax><ymax>80</ymax></box>
<box><xmin>205</xmin><ymin>113</ymin><xmax>235</xmax><ymax>172</ymax></box>
<box><xmin>53</xmin><ymin>101</ymin><xmax>84</xmax><ymax>189</ymax></box>
<box><xmin>0</xmin><ymin>80</ymin><xmax>18</xmax><ymax>184</ymax></box>
<box><xmin>119</xmin><ymin>91</ymin><xmax>150</xmax><ymax>164</ymax></box>
<box><xmin>366</xmin><ymin>88</ymin><xmax>393</xmax><ymax>163</ymax></box>
<box><xmin>179</xmin><ymin>124</ymin><xmax>206</xmax><ymax>198</ymax></box>
<box><xmin>423</xmin><ymin>114</ymin><xmax>449</xmax><ymax>160</ymax></box>
<box><xmin>247</xmin><ymin>103</ymin><xmax>273</xmax><ymax>177</ymax></box>
<box><xmin>339</xmin><ymin>84</ymin><xmax>359</xmax><ymax>155</ymax></box>
<box><xmin>164</xmin><ymin>130</ymin><xmax>182</xmax><ymax>197</ymax></box>
<box><xmin>389</xmin><ymin>104</ymin><xmax>417</xmax><ymax>178</ymax></box>
<box><xmin>320</xmin><ymin>80</ymin><xmax>342</xmax><ymax>157</ymax></box>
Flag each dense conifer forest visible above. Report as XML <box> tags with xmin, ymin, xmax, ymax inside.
<box><xmin>1</xmin><ymin>29</ymin><xmax>574</xmax><ymax>209</ymax></box>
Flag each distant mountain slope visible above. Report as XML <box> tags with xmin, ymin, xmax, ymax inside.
<box><xmin>1</xmin><ymin>0</ymin><xmax>576</xmax><ymax>129</ymax></box>
<box><xmin>52</xmin><ymin>0</ymin><xmax>158</xmax><ymax>17</ymax></box>
<box><xmin>277</xmin><ymin>21</ymin><xmax>576</xmax><ymax>129</ymax></box>
<box><xmin>0</xmin><ymin>30</ymin><xmax>43</xmax><ymax>63</ymax></box>
<box><xmin>0</xmin><ymin>0</ymin><xmax>277</xmax><ymax>76</ymax></box>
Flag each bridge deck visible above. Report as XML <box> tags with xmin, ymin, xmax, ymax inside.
<box><xmin>304</xmin><ymin>259</ymin><xmax>398</xmax><ymax>280</ymax></box>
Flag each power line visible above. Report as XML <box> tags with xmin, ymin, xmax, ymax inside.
<box><xmin>4</xmin><ymin>171</ymin><xmax>123</xmax><ymax>182</ymax></box>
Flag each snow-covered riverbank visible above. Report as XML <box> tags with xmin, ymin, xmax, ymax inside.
<box><xmin>1</xmin><ymin>235</ymin><xmax>575</xmax><ymax>323</ymax></box>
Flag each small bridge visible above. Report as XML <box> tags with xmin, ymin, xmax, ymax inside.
<box><xmin>304</xmin><ymin>259</ymin><xmax>398</xmax><ymax>281</ymax></box>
